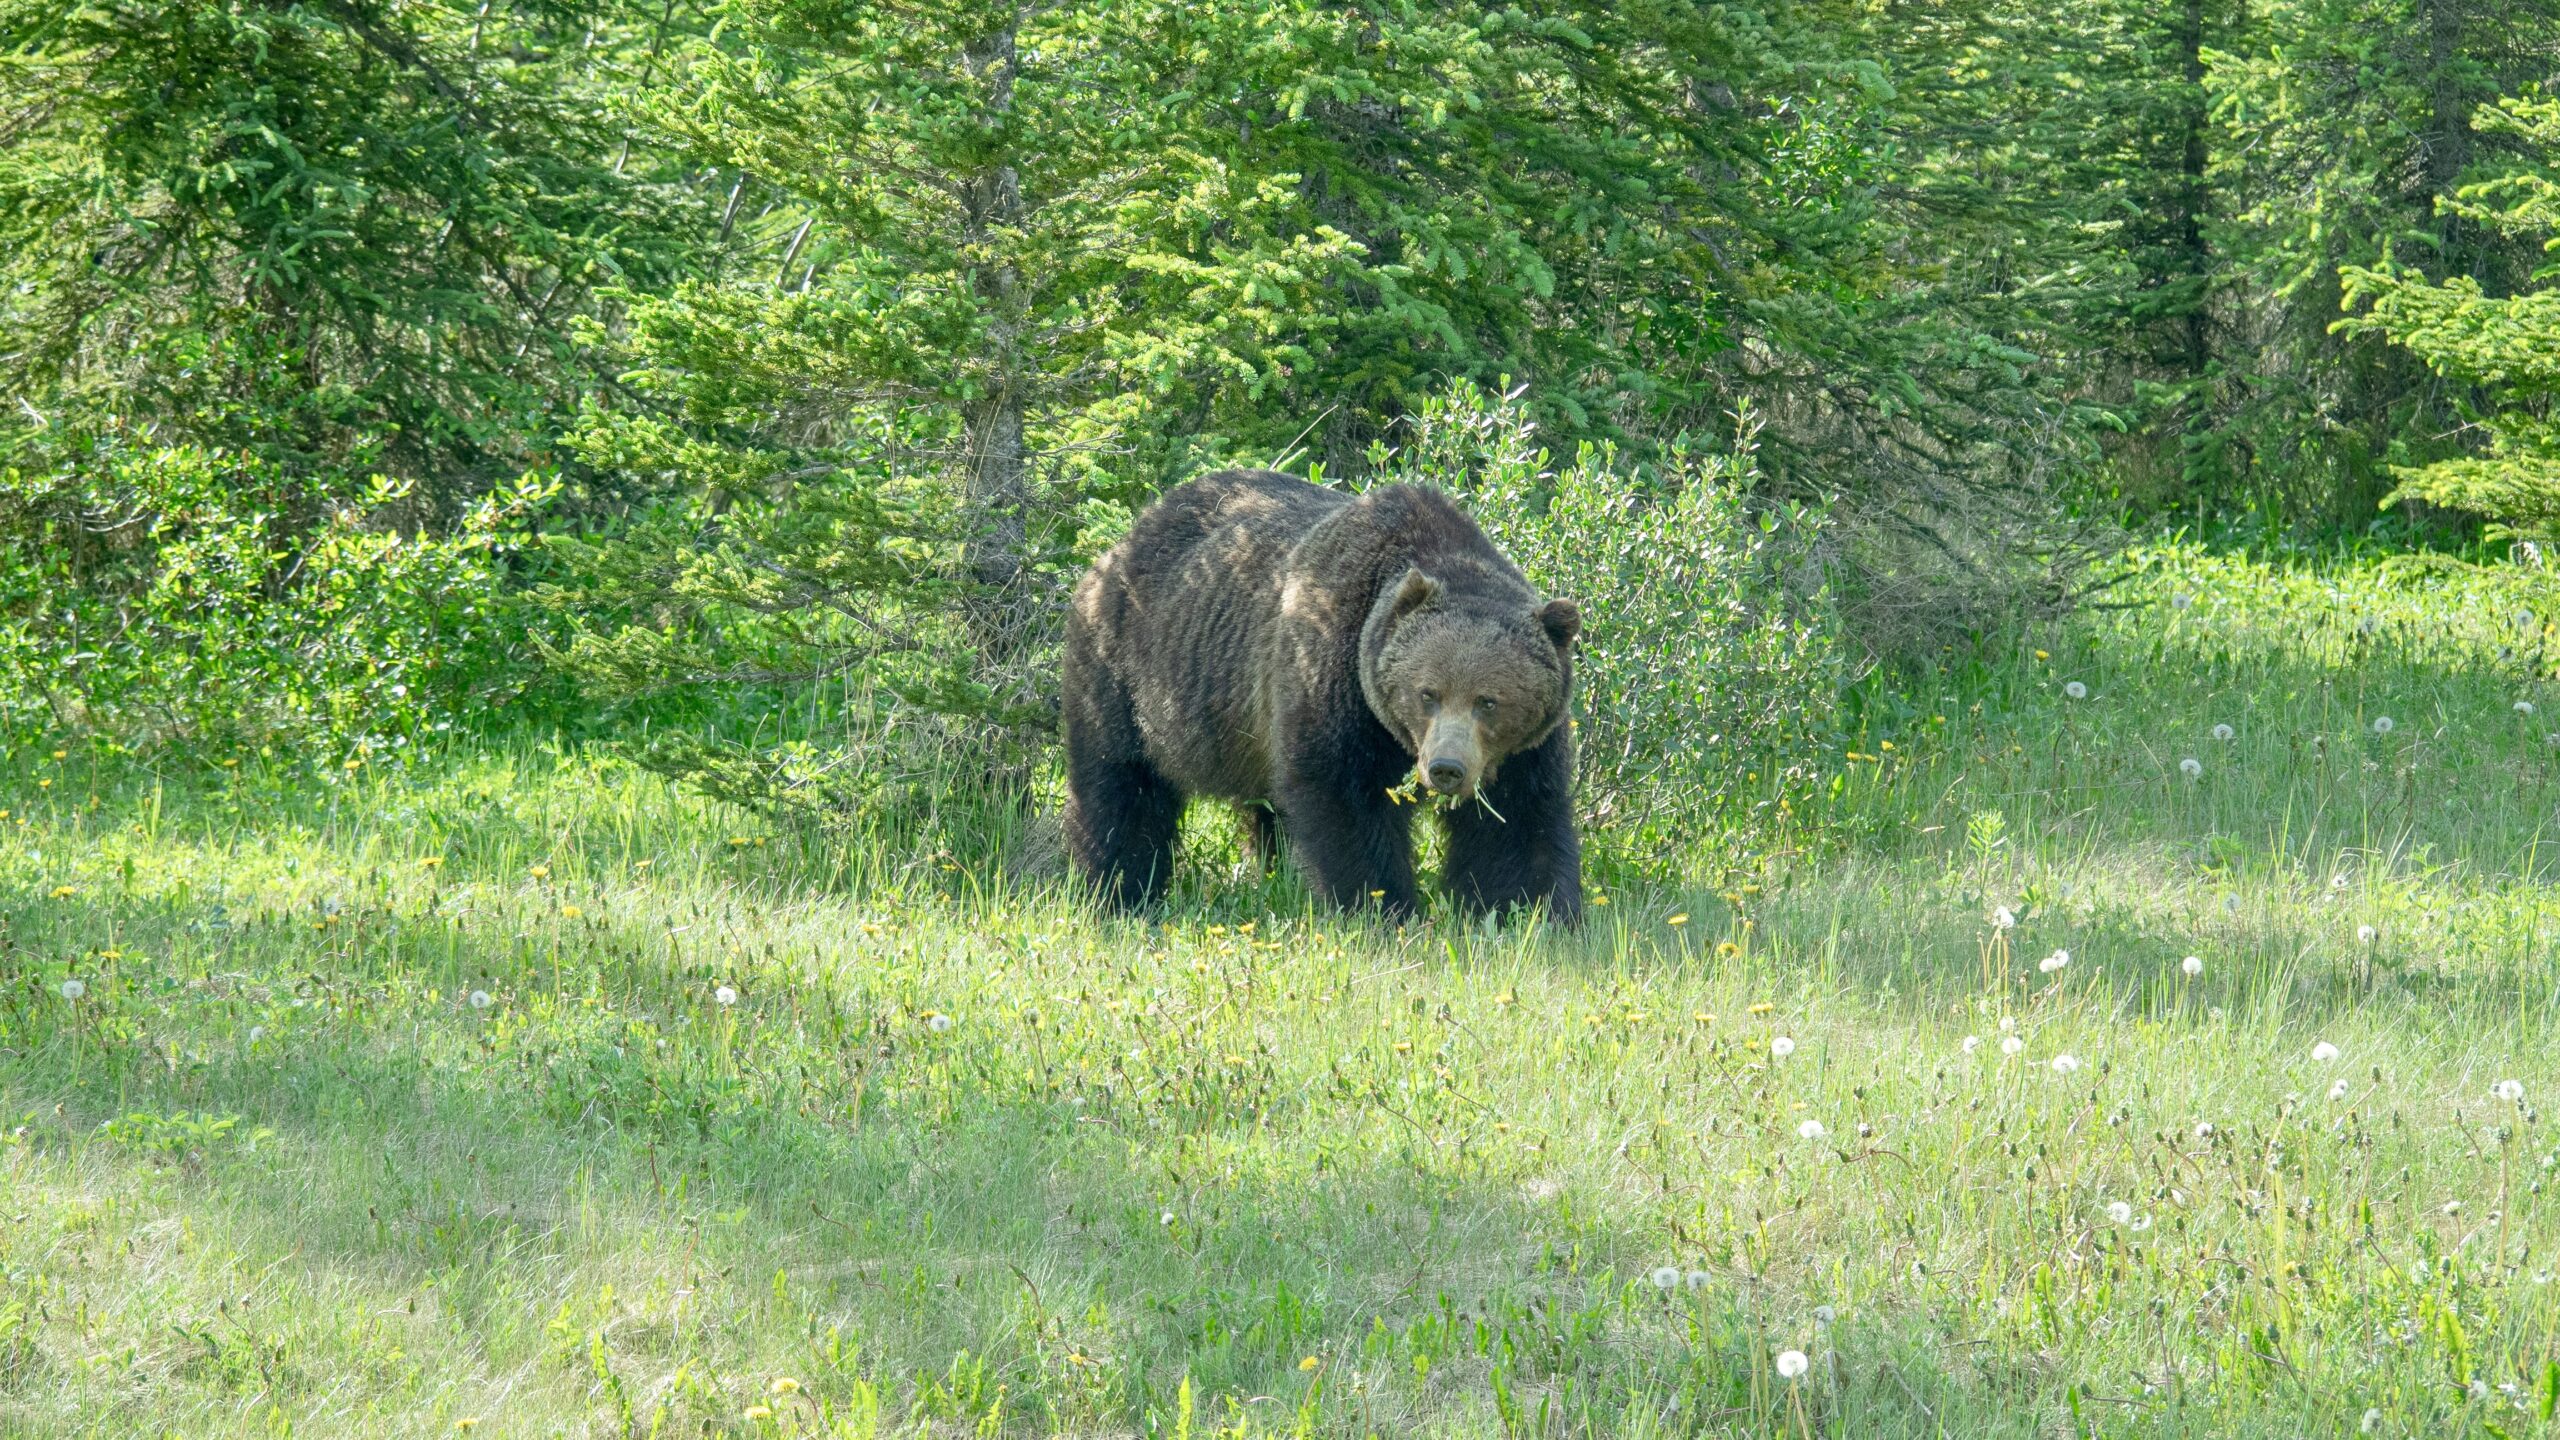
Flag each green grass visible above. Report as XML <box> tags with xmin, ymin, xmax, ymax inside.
<box><xmin>6</xmin><ymin>543</ymin><xmax>2560</xmax><ymax>1437</ymax></box>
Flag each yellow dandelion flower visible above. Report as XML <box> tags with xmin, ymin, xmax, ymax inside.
<box><xmin>455</xmin><ymin>1422</ymin><xmax>479</xmax><ymax>1434</ymax></box>
<box><xmin>1393</xmin><ymin>1040</ymin><xmax>1413</xmax><ymax>1053</ymax></box>
<box><xmin>1666</xmin><ymin>913</ymin><xmax>1689</xmax><ymax>926</ymax></box>
<box><xmin>770</xmin><ymin>1377</ymin><xmax>802</xmax><ymax>1395</ymax></box>
<box><xmin>528</xmin><ymin>865</ymin><xmax>550</xmax><ymax>879</ymax></box>
<box><xmin>50</xmin><ymin>885</ymin><xmax>76</xmax><ymax>899</ymax></box>
<box><xmin>1590</xmin><ymin>894</ymin><xmax>1610</xmax><ymax>905</ymax></box>
<box><xmin>560</xmin><ymin>905</ymin><xmax>584</xmax><ymax>919</ymax></box>
<box><xmin>1879</xmin><ymin>740</ymin><xmax>1894</xmax><ymax>751</ymax></box>
<box><xmin>38</xmin><ymin>778</ymin><xmax>51</xmax><ymax>789</ymax></box>
<box><xmin>2034</xmin><ymin>649</ymin><xmax>2049</xmax><ymax>661</ymax></box>
<box><xmin>1748</xmin><ymin>1001</ymin><xmax>1775</xmax><ymax>1015</ymax></box>
<box><xmin>1693</xmin><ymin>1011</ymin><xmax>1715</xmax><ymax>1025</ymax></box>
<box><xmin>1299</xmin><ymin>1356</ymin><xmax>1322</xmax><ymax>1372</ymax></box>
<box><xmin>343</xmin><ymin>757</ymin><xmax>364</xmax><ymax>770</ymax></box>
<box><xmin>1495</xmin><ymin>989</ymin><xmax>1518</xmax><ymax>1007</ymax></box>
<box><xmin>419</xmin><ymin>856</ymin><xmax>444</xmax><ymax>868</ymax></box>
<box><xmin>1716</xmin><ymin>941</ymin><xmax>1741</xmax><ymax>958</ymax></box>
<box><xmin>743</xmin><ymin>1404</ymin><xmax>772</xmax><ymax>1420</ymax></box>
<box><xmin>50</xmin><ymin>749</ymin><xmax>66</xmax><ymax>760</ymax></box>
<box><xmin>634</xmin><ymin>858</ymin><xmax>653</xmax><ymax>870</ymax></box>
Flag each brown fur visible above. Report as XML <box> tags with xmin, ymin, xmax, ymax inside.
<box><xmin>1062</xmin><ymin>467</ymin><xmax>1582</xmax><ymax>921</ymax></box>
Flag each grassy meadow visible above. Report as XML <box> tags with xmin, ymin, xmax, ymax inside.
<box><xmin>8</xmin><ymin>544</ymin><xmax>2560</xmax><ymax>1438</ymax></box>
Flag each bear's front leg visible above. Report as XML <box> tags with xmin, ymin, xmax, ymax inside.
<box><xmin>1269</xmin><ymin>705</ymin><xmax>1419</xmax><ymax>916</ymax></box>
<box><xmin>1275</xmin><ymin>773</ymin><xmax>1420</xmax><ymax>917</ymax></box>
<box><xmin>1441</xmin><ymin>725</ymin><xmax>1582</xmax><ymax>925</ymax></box>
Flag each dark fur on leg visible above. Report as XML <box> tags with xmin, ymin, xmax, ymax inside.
<box><xmin>1062</xmin><ymin>629</ymin><xmax>1188</xmax><ymax>912</ymax></box>
<box><xmin>1064</xmin><ymin>756</ymin><xmax>1185</xmax><ymax>912</ymax></box>
<box><xmin>1276</xmin><ymin>776</ymin><xmax>1419</xmax><ymax>917</ymax></box>
<box><xmin>1273</xmin><ymin>701</ymin><xmax>1421</xmax><ymax>917</ymax></box>
<box><xmin>1441</xmin><ymin>725</ymin><xmax>1582</xmax><ymax>925</ymax></box>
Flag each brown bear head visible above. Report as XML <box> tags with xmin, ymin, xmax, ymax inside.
<box><xmin>1360</xmin><ymin>567</ymin><xmax>1580</xmax><ymax>800</ymax></box>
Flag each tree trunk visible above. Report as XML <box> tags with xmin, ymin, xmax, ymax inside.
<box><xmin>2174</xmin><ymin>0</ymin><xmax>2210</xmax><ymax>385</ymax></box>
<box><xmin>959</xmin><ymin>16</ymin><xmax>1031</xmax><ymax>656</ymax></box>
<box><xmin>2423</xmin><ymin>0</ymin><xmax>2469</xmax><ymax>266</ymax></box>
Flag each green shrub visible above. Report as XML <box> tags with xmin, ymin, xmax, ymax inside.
<box><xmin>1374</xmin><ymin>382</ymin><xmax>1845</xmax><ymax>868</ymax></box>
<box><xmin>0</xmin><ymin>434</ymin><xmax>554</xmax><ymax>763</ymax></box>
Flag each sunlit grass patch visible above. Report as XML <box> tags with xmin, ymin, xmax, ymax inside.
<box><xmin>4</xmin><ymin>545</ymin><xmax>2560</xmax><ymax>1436</ymax></box>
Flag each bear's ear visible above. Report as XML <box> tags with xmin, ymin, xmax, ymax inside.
<box><xmin>1389</xmin><ymin>567</ymin><xmax>1441</xmax><ymax>617</ymax></box>
<box><xmin>1539</xmin><ymin>598</ymin><xmax>1582</xmax><ymax>652</ymax></box>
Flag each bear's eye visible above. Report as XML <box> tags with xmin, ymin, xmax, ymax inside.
<box><xmin>1475</xmin><ymin>697</ymin><xmax>1498</xmax><ymax>718</ymax></box>
<box><xmin>1419</xmin><ymin>688</ymin><xmax>1440</xmax><ymax>709</ymax></box>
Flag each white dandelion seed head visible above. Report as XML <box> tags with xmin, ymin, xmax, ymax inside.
<box><xmin>247</xmin><ymin>1026</ymin><xmax>265</xmax><ymax>1044</ymax></box>
<box><xmin>2331</xmin><ymin>873</ymin><xmax>2351</xmax><ymax>892</ymax></box>
<box><xmin>2211</xmin><ymin>723</ymin><xmax>2235</xmax><ymax>742</ymax></box>
<box><xmin>714</xmin><ymin>984</ymin><xmax>739</xmax><ymax>1007</ymax></box>
<box><xmin>2358</xmin><ymin>616</ymin><xmax>2379</xmax><ymax>637</ymax></box>
<box><xmin>1992</xmin><ymin>905</ymin><xmax>2015</xmax><ymax>929</ymax></box>
<box><xmin>2311</xmin><ymin>1041</ymin><xmax>2341</xmax><ymax>1062</ymax></box>
<box><xmin>927</xmin><ymin>1012</ymin><xmax>955</xmax><ymax>1033</ymax></box>
<box><xmin>2520</xmin><ymin>701</ymin><xmax>2538</xmax><ymax>716</ymax></box>
<box><xmin>2495</xmin><ymin>1079</ymin><xmax>2527</xmax><ymax>1103</ymax></box>
<box><xmin>1775</xmin><ymin>1349</ymin><xmax>1810</xmax><ymax>1380</ymax></box>
<box><xmin>2224</xmin><ymin>893</ymin><xmax>2242</xmax><ymax>913</ymax></box>
<box><xmin>2182</xmin><ymin>955</ymin><xmax>2204</xmax><ymax>977</ymax></box>
<box><xmin>2038</xmin><ymin>948</ymin><xmax>2069</xmax><ymax>974</ymax></box>
<box><xmin>1961</xmin><ymin>1035</ymin><xmax>1982</xmax><ymax>1054</ymax></box>
<box><xmin>2519</xmin><ymin>609</ymin><xmax>2538</xmax><ymax>632</ymax></box>
<box><xmin>2130</xmin><ymin>1215</ymin><xmax>2153</xmax><ymax>1231</ymax></box>
<box><xmin>1813</xmin><ymin>1304</ymin><xmax>1836</xmax><ymax>1326</ymax></box>
<box><xmin>1650</xmin><ymin>1265</ymin><xmax>1682</xmax><ymax>1291</ymax></box>
<box><xmin>468</xmin><ymin>989</ymin><xmax>492</xmax><ymax>1010</ymax></box>
<box><xmin>2371</xmin><ymin>715</ymin><xmax>2394</xmax><ymax>735</ymax></box>
<box><xmin>2171</xmin><ymin>592</ymin><xmax>2194</xmax><ymax>611</ymax></box>
<box><xmin>1770</xmin><ymin>1036</ymin><xmax>1796</xmax><ymax>1058</ymax></box>
<box><xmin>2064</xmin><ymin>681</ymin><xmax>2088</xmax><ymax>700</ymax></box>
<box><xmin>2329</xmin><ymin>1078</ymin><xmax>2351</xmax><ymax>1101</ymax></box>
<box><xmin>2050</xmin><ymin>1053</ymin><xmax>2081</xmax><ymax>1075</ymax></box>
<box><xmin>57</xmin><ymin>978</ymin><xmax>85</xmax><ymax>1001</ymax></box>
<box><xmin>1160</xmin><ymin>1210</ymin><xmax>1177</xmax><ymax>1226</ymax></box>
<box><xmin>1797</xmin><ymin>1119</ymin><xmax>1827</xmax><ymax>1141</ymax></box>
<box><xmin>1999</xmin><ymin>1016</ymin><xmax>2016</xmax><ymax>1032</ymax></box>
<box><xmin>2180</xmin><ymin>757</ymin><xmax>2203</xmax><ymax>780</ymax></box>
<box><xmin>2001</xmin><ymin>1035</ymin><xmax>2025</xmax><ymax>1057</ymax></box>
<box><xmin>2444</xmin><ymin>1200</ymin><xmax>2465</xmax><ymax>1217</ymax></box>
<box><xmin>2357</xmin><ymin>924</ymin><xmax>2378</xmax><ymax>945</ymax></box>
<box><xmin>2106</xmin><ymin>1201</ymin><xmax>2133</xmax><ymax>1225</ymax></box>
<box><xmin>2194</xmin><ymin>1121</ymin><xmax>2215</xmax><ymax>1139</ymax></box>
<box><xmin>1684</xmin><ymin>1269</ymin><xmax>1711</xmax><ymax>1291</ymax></box>
<box><xmin>2362</xmin><ymin>1408</ymin><xmax>2384</xmax><ymax>1434</ymax></box>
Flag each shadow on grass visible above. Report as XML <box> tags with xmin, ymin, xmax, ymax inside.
<box><xmin>0</xmin><ymin>867</ymin><xmax>2045</xmax><ymax>1440</ymax></box>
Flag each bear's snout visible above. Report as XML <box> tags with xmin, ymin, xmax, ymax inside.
<box><xmin>1417</xmin><ymin>713</ymin><xmax>1485</xmax><ymax>797</ymax></box>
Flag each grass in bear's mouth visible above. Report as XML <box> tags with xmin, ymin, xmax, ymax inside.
<box><xmin>6</xmin><ymin>541</ymin><xmax>2560</xmax><ymax>1437</ymax></box>
<box><xmin>1384</xmin><ymin>772</ymin><xmax>1508</xmax><ymax>823</ymax></box>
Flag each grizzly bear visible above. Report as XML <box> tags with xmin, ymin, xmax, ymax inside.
<box><xmin>1062</xmin><ymin>468</ymin><xmax>1583</xmax><ymax>923</ymax></box>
